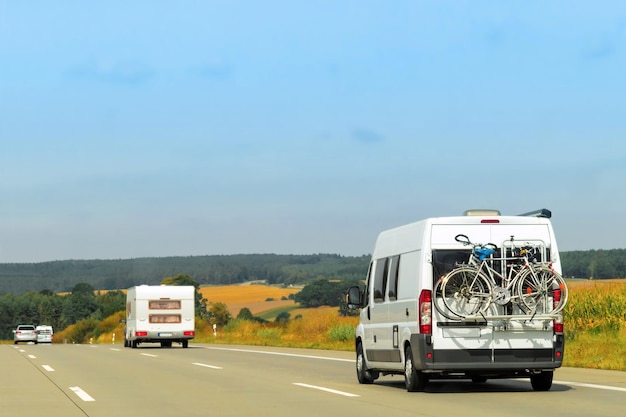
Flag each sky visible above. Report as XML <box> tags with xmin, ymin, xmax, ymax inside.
<box><xmin>1</xmin><ymin>1</ymin><xmax>626</xmax><ymax>263</ymax></box>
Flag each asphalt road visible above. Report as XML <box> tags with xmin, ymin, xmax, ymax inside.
<box><xmin>2</xmin><ymin>342</ymin><xmax>625</xmax><ymax>417</ymax></box>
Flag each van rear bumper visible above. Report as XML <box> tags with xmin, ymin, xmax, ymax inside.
<box><xmin>410</xmin><ymin>334</ymin><xmax>564</xmax><ymax>373</ymax></box>
<box><xmin>129</xmin><ymin>330</ymin><xmax>195</xmax><ymax>342</ymax></box>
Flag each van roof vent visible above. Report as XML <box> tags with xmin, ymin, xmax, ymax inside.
<box><xmin>463</xmin><ymin>209</ymin><xmax>501</xmax><ymax>216</ymax></box>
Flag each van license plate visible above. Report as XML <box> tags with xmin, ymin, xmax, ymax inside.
<box><xmin>158</xmin><ymin>333</ymin><xmax>172</xmax><ymax>337</ymax></box>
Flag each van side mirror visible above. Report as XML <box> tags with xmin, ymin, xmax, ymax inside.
<box><xmin>346</xmin><ymin>286</ymin><xmax>363</xmax><ymax>310</ymax></box>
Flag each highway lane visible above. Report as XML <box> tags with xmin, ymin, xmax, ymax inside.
<box><xmin>2</xmin><ymin>343</ymin><xmax>625</xmax><ymax>417</ymax></box>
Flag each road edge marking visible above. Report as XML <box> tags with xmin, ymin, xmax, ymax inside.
<box><xmin>555</xmin><ymin>380</ymin><xmax>626</xmax><ymax>393</ymax></box>
<box><xmin>293</xmin><ymin>382</ymin><xmax>359</xmax><ymax>397</ymax></box>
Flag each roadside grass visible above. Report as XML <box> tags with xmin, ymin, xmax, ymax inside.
<box><xmin>197</xmin><ymin>307</ymin><xmax>357</xmax><ymax>350</ymax></box>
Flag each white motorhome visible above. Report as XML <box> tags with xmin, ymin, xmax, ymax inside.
<box><xmin>347</xmin><ymin>209</ymin><xmax>565</xmax><ymax>392</ymax></box>
<box><xmin>124</xmin><ymin>285</ymin><xmax>196</xmax><ymax>348</ymax></box>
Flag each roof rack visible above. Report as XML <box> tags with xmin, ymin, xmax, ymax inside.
<box><xmin>518</xmin><ymin>208</ymin><xmax>552</xmax><ymax>218</ymax></box>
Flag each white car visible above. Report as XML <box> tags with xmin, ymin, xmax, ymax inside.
<box><xmin>13</xmin><ymin>325</ymin><xmax>38</xmax><ymax>344</ymax></box>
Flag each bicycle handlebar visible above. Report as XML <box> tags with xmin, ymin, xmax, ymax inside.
<box><xmin>454</xmin><ymin>234</ymin><xmax>498</xmax><ymax>251</ymax></box>
<box><xmin>455</xmin><ymin>234</ymin><xmax>471</xmax><ymax>245</ymax></box>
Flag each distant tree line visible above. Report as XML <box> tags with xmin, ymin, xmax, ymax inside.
<box><xmin>560</xmin><ymin>249</ymin><xmax>626</xmax><ymax>279</ymax></box>
<box><xmin>0</xmin><ymin>254</ymin><xmax>370</xmax><ymax>295</ymax></box>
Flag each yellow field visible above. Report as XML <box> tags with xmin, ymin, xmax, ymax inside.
<box><xmin>199</xmin><ymin>284</ymin><xmax>301</xmax><ymax>316</ymax></box>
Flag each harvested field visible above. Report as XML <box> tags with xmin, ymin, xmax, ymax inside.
<box><xmin>199</xmin><ymin>284</ymin><xmax>300</xmax><ymax>316</ymax></box>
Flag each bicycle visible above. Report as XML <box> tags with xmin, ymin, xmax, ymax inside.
<box><xmin>435</xmin><ymin>234</ymin><xmax>568</xmax><ymax>320</ymax></box>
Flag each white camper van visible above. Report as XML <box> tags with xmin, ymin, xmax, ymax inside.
<box><xmin>124</xmin><ymin>285</ymin><xmax>196</xmax><ymax>348</ymax></box>
<box><xmin>36</xmin><ymin>325</ymin><xmax>54</xmax><ymax>343</ymax></box>
<box><xmin>347</xmin><ymin>209</ymin><xmax>566</xmax><ymax>392</ymax></box>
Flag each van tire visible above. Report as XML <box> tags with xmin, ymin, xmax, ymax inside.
<box><xmin>356</xmin><ymin>342</ymin><xmax>377</xmax><ymax>384</ymax></box>
<box><xmin>131</xmin><ymin>340</ymin><xmax>138</xmax><ymax>349</ymax></box>
<box><xmin>182</xmin><ymin>340</ymin><xmax>189</xmax><ymax>348</ymax></box>
<box><xmin>404</xmin><ymin>346</ymin><xmax>427</xmax><ymax>392</ymax></box>
<box><xmin>530</xmin><ymin>371</ymin><xmax>553</xmax><ymax>391</ymax></box>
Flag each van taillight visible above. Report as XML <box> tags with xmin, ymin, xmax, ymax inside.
<box><xmin>419</xmin><ymin>290</ymin><xmax>432</xmax><ymax>335</ymax></box>
<box><xmin>553</xmin><ymin>289</ymin><xmax>563</xmax><ymax>333</ymax></box>
<box><xmin>135</xmin><ymin>331</ymin><xmax>148</xmax><ymax>337</ymax></box>
<box><xmin>184</xmin><ymin>331</ymin><xmax>195</xmax><ymax>337</ymax></box>
<box><xmin>553</xmin><ymin>289</ymin><xmax>561</xmax><ymax>309</ymax></box>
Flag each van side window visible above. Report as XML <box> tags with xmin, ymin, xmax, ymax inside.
<box><xmin>387</xmin><ymin>255</ymin><xmax>400</xmax><ymax>301</ymax></box>
<box><xmin>373</xmin><ymin>258</ymin><xmax>389</xmax><ymax>303</ymax></box>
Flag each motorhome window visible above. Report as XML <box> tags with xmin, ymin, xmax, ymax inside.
<box><xmin>388</xmin><ymin>256</ymin><xmax>400</xmax><ymax>301</ymax></box>
<box><xmin>149</xmin><ymin>300</ymin><xmax>181</xmax><ymax>310</ymax></box>
<box><xmin>373</xmin><ymin>258</ymin><xmax>389</xmax><ymax>303</ymax></box>
<box><xmin>149</xmin><ymin>314</ymin><xmax>182</xmax><ymax>324</ymax></box>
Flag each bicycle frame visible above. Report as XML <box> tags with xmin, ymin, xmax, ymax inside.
<box><xmin>436</xmin><ymin>234</ymin><xmax>568</xmax><ymax>321</ymax></box>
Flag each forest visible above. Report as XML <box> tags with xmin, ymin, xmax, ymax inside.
<box><xmin>0</xmin><ymin>249</ymin><xmax>624</xmax><ymax>296</ymax></box>
<box><xmin>0</xmin><ymin>253</ymin><xmax>370</xmax><ymax>295</ymax></box>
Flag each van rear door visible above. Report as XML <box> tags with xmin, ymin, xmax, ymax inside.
<box><xmin>430</xmin><ymin>222</ymin><xmax>557</xmax><ymax>366</ymax></box>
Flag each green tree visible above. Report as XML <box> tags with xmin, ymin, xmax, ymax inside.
<box><xmin>275</xmin><ymin>311</ymin><xmax>291</xmax><ymax>324</ymax></box>
<box><xmin>161</xmin><ymin>273</ymin><xmax>198</xmax><ymax>287</ymax></box>
<box><xmin>294</xmin><ymin>279</ymin><xmax>344</xmax><ymax>307</ymax></box>
<box><xmin>96</xmin><ymin>290</ymin><xmax>126</xmax><ymax>319</ymax></box>
<box><xmin>62</xmin><ymin>283</ymin><xmax>98</xmax><ymax>325</ymax></box>
<box><xmin>207</xmin><ymin>301</ymin><xmax>232</xmax><ymax>327</ymax></box>
<box><xmin>237</xmin><ymin>307</ymin><xmax>254</xmax><ymax>320</ymax></box>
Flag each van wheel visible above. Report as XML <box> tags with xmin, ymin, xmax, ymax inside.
<box><xmin>131</xmin><ymin>340</ymin><xmax>138</xmax><ymax>349</ymax></box>
<box><xmin>530</xmin><ymin>371</ymin><xmax>553</xmax><ymax>391</ymax></box>
<box><xmin>356</xmin><ymin>342</ymin><xmax>378</xmax><ymax>384</ymax></box>
<box><xmin>182</xmin><ymin>340</ymin><xmax>189</xmax><ymax>348</ymax></box>
<box><xmin>404</xmin><ymin>346</ymin><xmax>427</xmax><ymax>392</ymax></box>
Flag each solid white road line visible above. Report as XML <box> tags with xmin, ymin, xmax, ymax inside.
<box><xmin>69</xmin><ymin>386</ymin><xmax>95</xmax><ymax>402</ymax></box>
<box><xmin>205</xmin><ymin>346</ymin><xmax>353</xmax><ymax>362</ymax></box>
<box><xmin>42</xmin><ymin>365</ymin><xmax>55</xmax><ymax>372</ymax></box>
<box><xmin>555</xmin><ymin>380</ymin><xmax>626</xmax><ymax>393</ymax></box>
<box><xmin>293</xmin><ymin>383</ymin><xmax>359</xmax><ymax>397</ymax></box>
<box><xmin>192</xmin><ymin>362</ymin><xmax>223</xmax><ymax>369</ymax></box>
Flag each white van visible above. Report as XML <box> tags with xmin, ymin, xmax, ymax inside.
<box><xmin>346</xmin><ymin>209</ymin><xmax>565</xmax><ymax>392</ymax></box>
<box><xmin>35</xmin><ymin>325</ymin><xmax>54</xmax><ymax>343</ymax></box>
<box><xmin>124</xmin><ymin>285</ymin><xmax>196</xmax><ymax>348</ymax></box>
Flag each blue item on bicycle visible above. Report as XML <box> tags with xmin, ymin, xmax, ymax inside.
<box><xmin>474</xmin><ymin>247</ymin><xmax>495</xmax><ymax>261</ymax></box>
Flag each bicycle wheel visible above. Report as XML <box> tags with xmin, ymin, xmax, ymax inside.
<box><xmin>517</xmin><ymin>265</ymin><xmax>568</xmax><ymax>314</ymax></box>
<box><xmin>440</xmin><ymin>267</ymin><xmax>492</xmax><ymax>319</ymax></box>
<box><xmin>434</xmin><ymin>275</ymin><xmax>465</xmax><ymax>320</ymax></box>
